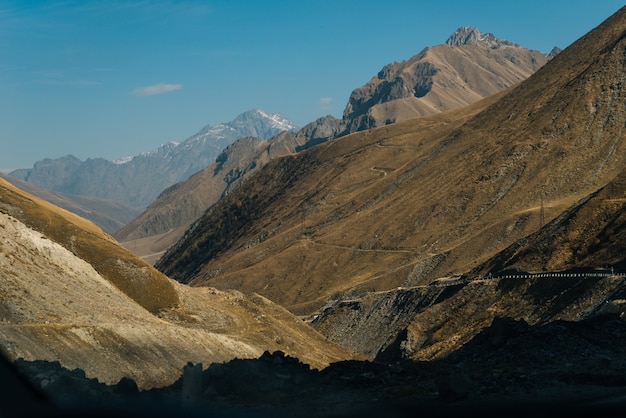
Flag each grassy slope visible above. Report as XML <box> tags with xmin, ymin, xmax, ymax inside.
<box><xmin>0</xmin><ymin>178</ymin><xmax>359</xmax><ymax>388</ymax></box>
<box><xmin>157</xmin><ymin>6</ymin><xmax>626</xmax><ymax>316</ymax></box>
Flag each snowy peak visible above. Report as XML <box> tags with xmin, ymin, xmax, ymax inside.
<box><xmin>445</xmin><ymin>26</ymin><xmax>517</xmax><ymax>48</ymax></box>
<box><xmin>11</xmin><ymin>109</ymin><xmax>298</xmax><ymax>209</ymax></box>
<box><xmin>112</xmin><ymin>110</ymin><xmax>297</xmax><ymax>165</ymax></box>
<box><xmin>226</xmin><ymin>109</ymin><xmax>298</xmax><ymax>138</ymax></box>
<box><xmin>254</xmin><ymin>109</ymin><xmax>298</xmax><ymax>132</ymax></box>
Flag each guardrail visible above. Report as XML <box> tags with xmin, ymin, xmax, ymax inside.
<box><xmin>494</xmin><ymin>272</ymin><xmax>626</xmax><ymax>280</ymax></box>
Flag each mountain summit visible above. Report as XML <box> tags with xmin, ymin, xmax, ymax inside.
<box><xmin>341</xmin><ymin>27</ymin><xmax>549</xmax><ymax>133</ymax></box>
<box><xmin>445</xmin><ymin>26</ymin><xmax>516</xmax><ymax>47</ymax></box>
<box><xmin>10</xmin><ymin>110</ymin><xmax>297</xmax><ymax>211</ymax></box>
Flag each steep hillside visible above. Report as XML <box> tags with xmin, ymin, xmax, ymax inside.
<box><xmin>0</xmin><ymin>178</ymin><xmax>358</xmax><ymax>389</ymax></box>
<box><xmin>157</xmin><ymin>5</ymin><xmax>626</xmax><ymax>319</ymax></box>
<box><xmin>118</xmin><ymin>30</ymin><xmax>547</xmax><ymax>263</ymax></box>
<box><xmin>10</xmin><ymin>110</ymin><xmax>297</xmax><ymax>210</ymax></box>
<box><xmin>156</xmin><ymin>94</ymin><xmax>503</xmax><ymax>313</ymax></box>
<box><xmin>341</xmin><ymin>26</ymin><xmax>549</xmax><ymax>133</ymax></box>
<box><xmin>115</xmin><ymin>116</ymin><xmax>342</xmax><ymax>263</ymax></box>
<box><xmin>311</xmin><ymin>272</ymin><xmax>626</xmax><ymax>361</ymax></box>
<box><xmin>472</xmin><ymin>164</ymin><xmax>626</xmax><ymax>275</ymax></box>
<box><xmin>0</xmin><ymin>173</ymin><xmax>140</xmax><ymax>234</ymax></box>
<box><xmin>114</xmin><ymin>137</ymin><xmax>267</xmax><ymax>263</ymax></box>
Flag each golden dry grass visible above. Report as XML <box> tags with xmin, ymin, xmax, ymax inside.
<box><xmin>0</xmin><ymin>177</ymin><xmax>179</xmax><ymax>313</ymax></box>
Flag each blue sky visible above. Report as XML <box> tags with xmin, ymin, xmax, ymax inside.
<box><xmin>2</xmin><ymin>1</ymin><xmax>624</xmax><ymax>171</ymax></box>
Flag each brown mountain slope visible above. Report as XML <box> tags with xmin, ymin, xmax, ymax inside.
<box><xmin>114</xmin><ymin>137</ymin><xmax>268</xmax><ymax>262</ymax></box>
<box><xmin>311</xmin><ymin>272</ymin><xmax>626</xmax><ymax>361</ymax></box>
<box><xmin>0</xmin><ymin>178</ymin><xmax>359</xmax><ymax>389</ymax></box>
<box><xmin>115</xmin><ymin>117</ymin><xmax>341</xmax><ymax>264</ymax></box>
<box><xmin>118</xmin><ymin>31</ymin><xmax>544</xmax><ymax>265</ymax></box>
<box><xmin>342</xmin><ymin>26</ymin><xmax>549</xmax><ymax>133</ymax></box>
<box><xmin>0</xmin><ymin>173</ymin><xmax>140</xmax><ymax>234</ymax></box>
<box><xmin>472</xmin><ymin>163</ymin><xmax>626</xmax><ymax>275</ymax></box>
<box><xmin>115</xmin><ymin>132</ymin><xmax>307</xmax><ymax>263</ymax></box>
<box><xmin>157</xmin><ymin>6</ymin><xmax>626</xmax><ymax>317</ymax></box>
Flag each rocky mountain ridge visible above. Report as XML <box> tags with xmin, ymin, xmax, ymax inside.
<box><xmin>9</xmin><ymin>109</ymin><xmax>297</xmax><ymax>210</ymax></box>
<box><xmin>340</xmin><ymin>26</ymin><xmax>551</xmax><ymax>133</ymax></box>
<box><xmin>445</xmin><ymin>26</ymin><xmax>517</xmax><ymax>47</ymax></box>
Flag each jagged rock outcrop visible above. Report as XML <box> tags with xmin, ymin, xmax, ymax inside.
<box><xmin>341</xmin><ymin>26</ymin><xmax>549</xmax><ymax>133</ymax></box>
<box><xmin>445</xmin><ymin>26</ymin><xmax>517</xmax><ymax>47</ymax></box>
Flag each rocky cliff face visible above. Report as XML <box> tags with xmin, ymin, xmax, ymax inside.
<box><xmin>445</xmin><ymin>26</ymin><xmax>517</xmax><ymax>47</ymax></box>
<box><xmin>341</xmin><ymin>27</ymin><xmax>550</xmax><ymax>134</ymax></box>
<box><xmin>9</xmin><ymin>110</ymin><xmax>297</xmax><ymax>210</ymax></box>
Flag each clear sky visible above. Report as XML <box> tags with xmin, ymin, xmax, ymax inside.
<box><xmin>2</xmin><ymin>1</ymin><xmax>624</xmax><ymax>171</ymax></box>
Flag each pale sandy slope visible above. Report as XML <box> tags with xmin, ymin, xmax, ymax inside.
<box><xmin>0</xmin><ymin>179</ymin><xmax>357</xmax><ymax>389</ymax></box>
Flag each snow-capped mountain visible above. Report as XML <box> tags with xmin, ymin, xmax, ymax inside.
<box><xmin>10</xmin><ymin>110</ymin><xmax>297</xmax><ymax>210</ymax></box>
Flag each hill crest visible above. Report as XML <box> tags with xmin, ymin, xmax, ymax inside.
<box><xmin>0</xmin><ymin>177</ymin><xmax>357</xmax><ymax>388</ymax></box>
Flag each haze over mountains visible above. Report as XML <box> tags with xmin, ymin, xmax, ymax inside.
<box><xmin>9</xmin><ymin>109</ymin><xmax>297</xmax><ymax>210</ymax></box>
<box><xmin>0</xmin><ymin>172</ymin><xmax>141</xmax><ymax>234</ymax></box>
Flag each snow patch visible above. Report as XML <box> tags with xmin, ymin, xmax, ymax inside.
<box><xmin>256</xmin><ymin>109</ymin><xmax>298</xmax><ymax>131</ymax></box>
<box><xmin>112</xmin><ymin>156</ymin><xmax>133</xmax><ymax>165</ymax></box>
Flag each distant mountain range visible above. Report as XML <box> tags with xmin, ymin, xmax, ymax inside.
<box><xmin>113</xmin><ymin>115</ymin><xmax>342</xmax><ymax>262</ymax></box>
<box><xmin>7</xmin><ymin>28</ymin><xmax>551</xmax><ymax>240</ymax></box>
<box><xmin>9</xmin><ymin>109</ymin><xmax>297</xmax><ymax>210</ymax></box>
<box><xmin>0</xmin><ymin>172</ymin><xmax>141</xmax><ymax>233</ymax></box>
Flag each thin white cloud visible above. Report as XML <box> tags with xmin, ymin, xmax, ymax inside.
<box><xmin>319</xmin><ymin>97</ymin><xmax>333</xmax><ymax>110</ymax></box>
<box><xmin>132</xmin><ymin>82</ymin><xmax>183</xmax><ymax>97</ymax></box>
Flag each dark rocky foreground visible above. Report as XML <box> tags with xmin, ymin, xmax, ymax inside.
<box><xmin>5</xmin><ymin>314</ymin><xmax>626</xmax><ymax>418</ymax></box>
